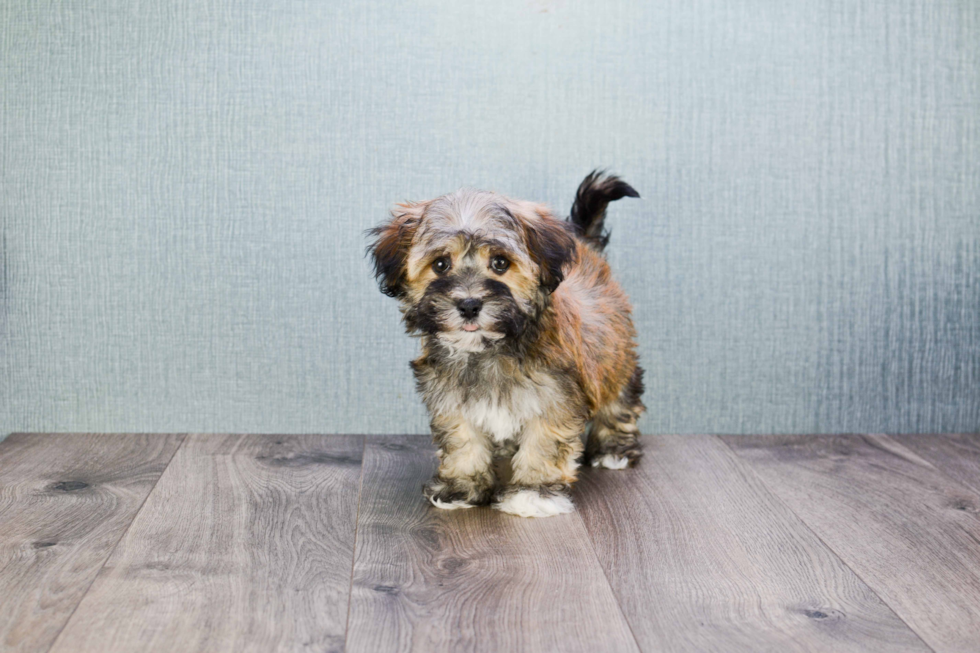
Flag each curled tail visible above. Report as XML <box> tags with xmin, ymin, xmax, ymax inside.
<box><xmin>568</xmin><ymin>170</ymin><xmax>640</xmax><ymax>251</ymax></box>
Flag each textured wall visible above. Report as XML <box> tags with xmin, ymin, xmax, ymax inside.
<box><xmin>1</xmin><ymin>0</ymin><xmax>978</xmax><ymax>437</ymax></box>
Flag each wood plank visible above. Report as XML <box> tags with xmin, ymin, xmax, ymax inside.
<box><xmin>0</xmin><ymin>433</ymin><xmax>185</xmax><ymax>653</ymax></box>
<box><xmin>346</xmin><ymin>435</ymin><xmax>638</xmax><ymax>653</ymax></box>
<box><xmin>891</xmin><ymin>434</ymin><xmax>980</xmax><ymax>497</ymax></box>
<box><xmin>724</xmin><ymin>433</ymin><xmax>980</xmax><ymax>652</ymax></box>
<box><xmin>577</xmin><ymin>434</ymin><xmax>929</xmax><ymax>653</ymax></box>
<box><xmin>48</xmin><ymin>434</ymin><xmax>364</xmax><ymax>653</ymax></box>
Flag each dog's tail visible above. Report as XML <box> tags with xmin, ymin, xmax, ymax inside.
<box><xmin>568</xmin><ymin>170</ymin><xmax>640</xmax><ymax>251</ymax></box>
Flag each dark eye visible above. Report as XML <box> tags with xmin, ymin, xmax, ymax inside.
<box><xmin>490</xmin><ymin>255</ymin><xmax>510</xmax><ymax>274</ymax></box>
<box><xmin>432</xmin><ymin>256</ymin><xmax>451</xmax><ymax>275</ymax></box>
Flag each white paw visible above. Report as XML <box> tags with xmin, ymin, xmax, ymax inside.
<box><xmin>429</xmin><ymin>496</ymin><xmax>476</xmax><ymax>510</ymax></box>
<box><xmin>592</xmin><ymin>454</ymin><xmax>630</xmax><ymax>470</ymax></box>
<box><xmin>493</xmin><ymin>489</ymin><xmax>574</xmax><ymax>518</ymax></box>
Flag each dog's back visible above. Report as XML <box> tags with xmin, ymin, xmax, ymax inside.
<box><xmin>547</xmin><ymin>172</ymin><xmax>646</xmax><ymax>466</ymax></box>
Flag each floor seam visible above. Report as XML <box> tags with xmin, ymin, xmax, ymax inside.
<box><xmin>575</xmin><ymin>482</ymin><xmax>645</xmax><ymax>653</ymax></box>
<box><xmin>714</xmin><ymin>434</ymin><xmax>939</xmax><ymax>653</ymax></box>
<box><xmin>43</xmin><ymin>432</ymin><xmax>190</xmax><ymax>653</ymax></box>
<box><xmin>342</xmin><ymin>434</ymin><xmax>368</xmax><ymax>653</ymax></box>
<box><xmin>885</xmin><ymin>434</ymin><xmax>980</xmax><ymax>502</ymax></box>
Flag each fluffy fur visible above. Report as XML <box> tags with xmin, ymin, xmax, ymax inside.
<box><xmin>367</xmin><ymin>171</ymin><xmax>645</xmax><ymax>518</ymax></box>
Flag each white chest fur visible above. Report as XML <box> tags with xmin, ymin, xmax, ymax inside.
<box><xmin>458</xmin><ymin>380</ymin><xmax>555</xmax><ymax>444</ymax></box>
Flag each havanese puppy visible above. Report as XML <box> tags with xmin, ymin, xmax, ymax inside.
<box><xmin>367</xmin><ymin>171</ymin><xmax>643</xmax><ymax>518</ymax></box>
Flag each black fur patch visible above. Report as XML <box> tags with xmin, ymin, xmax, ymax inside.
<box><xmin>623</xmin><ymin>365</ymin><xmax>646</xmax><ymax>410</ymax></box>
<box><xmin>482</xmin><ymin>278</ymin><xmax>511</xmax><ymax>298</ymax></box>
<box><xmin>483</xmin><ymin>279</ymin><xmax>528</xmax><ymax>338</ymax></box>
<box><xmin>366</xmin><ymin>228</ymin><xmax>403</xmax><ymax>297</ymax></box>
<box><xmin>404</xmin><ymin>276</ymin><xmax>455</xmax><ymax>335</ymax></box>
<box><xmin>524</xmin><ymin>219</ymin><xmax>577</xmax><ymax>294</ymax></box>
<box><xmin>365</xmin><ymin>213</ymin><xmax>419</xmax><ymax>298</ymax></box>
<box><xmin>568</xmin><ymin>170</ymin><xmax>639</xmax><ymax>251</ymax></box>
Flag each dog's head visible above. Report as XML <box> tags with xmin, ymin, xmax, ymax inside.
<box><xmin>367</xmin><ymin>189</ymin><xmax>577</xmax><ymax>353</ymax></box>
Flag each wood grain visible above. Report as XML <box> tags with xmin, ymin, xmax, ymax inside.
<box><xmin>724</xmin><ymin>433</ymin><xmax>980</xmax><ymax>652</ymax></box>
<box><xmin>0</xmin><ymin>433</ymin><xmax>185</xmax><ymax>653</ymax></box>
<box><xmin>345</xmin><ymin>435</ymin><xmax>639</xmax><ymax>653</ymax></box>
<box><xmin>891</xmin><ymin>433</ymin><xmax>980</xmax><ymax>497</ymax></box>
<box><xmin>48</xmin><ymin>434</ymin><xmax>364</xmax><ymax>653</ymax></box>
<box><xmin>577</xmin><ymin>434</ymin><xmax>929</xmax><ymax>653</ymax></box>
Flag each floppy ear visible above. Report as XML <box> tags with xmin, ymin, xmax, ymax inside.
<box><xmin>366</xmin><ymin>202</ymin><xmax>424</xmax><ymax>298</ymax></box>
<box><xmin>520</xmin><ymin>206</ymin><xmax>577</xmax><ymax>294</ymax></box>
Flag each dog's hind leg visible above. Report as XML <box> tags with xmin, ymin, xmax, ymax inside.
<box><xmin>586</xmin><ymin>366</ymin><xmax>645</xmax><ymax>469</ymax></box>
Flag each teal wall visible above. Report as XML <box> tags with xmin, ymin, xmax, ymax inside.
<box><xmin>2</xmin><ymin>0</ymin><xmax>978</xmax><ymax>436</ymax></box>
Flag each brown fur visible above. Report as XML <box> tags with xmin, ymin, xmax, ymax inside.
<box><xmin>368</xmin><ymin>173</ymin><xmax>643</xmax><ymax>517</ymax></box>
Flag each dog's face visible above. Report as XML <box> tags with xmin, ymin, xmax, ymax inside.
<box><xmin>368</xmin><ymin>189</ymin><xmax>576</xmax><ymax>353</ymax></box>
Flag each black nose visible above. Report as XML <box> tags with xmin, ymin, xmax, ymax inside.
<box><xmin>457</xmin><ymin>298</ymin><xmax>483</xmax><ymax>320</ymax></box>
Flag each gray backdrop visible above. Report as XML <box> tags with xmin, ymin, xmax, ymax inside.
<box><xmin>2</xmin><ymin>0</ymin><xmax>978</xmax><ymax>438</ymax></box>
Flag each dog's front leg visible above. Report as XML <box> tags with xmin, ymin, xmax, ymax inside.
<box><xmin>494</xmin><ymin>414</ymin><xmax>584</xmax><ymax>518</ymax></box>
<box><xmin>423</xmin><ymin>415</ymin><xmax>495</xmax><ymax>509</ymax></box>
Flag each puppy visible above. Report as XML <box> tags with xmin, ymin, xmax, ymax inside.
<box><xmin>367</xmin><ymin>171</ymin><xmax>644</xmax><ymax>518</ymax></box>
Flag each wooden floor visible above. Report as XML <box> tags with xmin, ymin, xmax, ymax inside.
<box><xmin>1</xmin><ymin>434</ymin><xmax>979</xmax><ymax>652</ymax></box>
